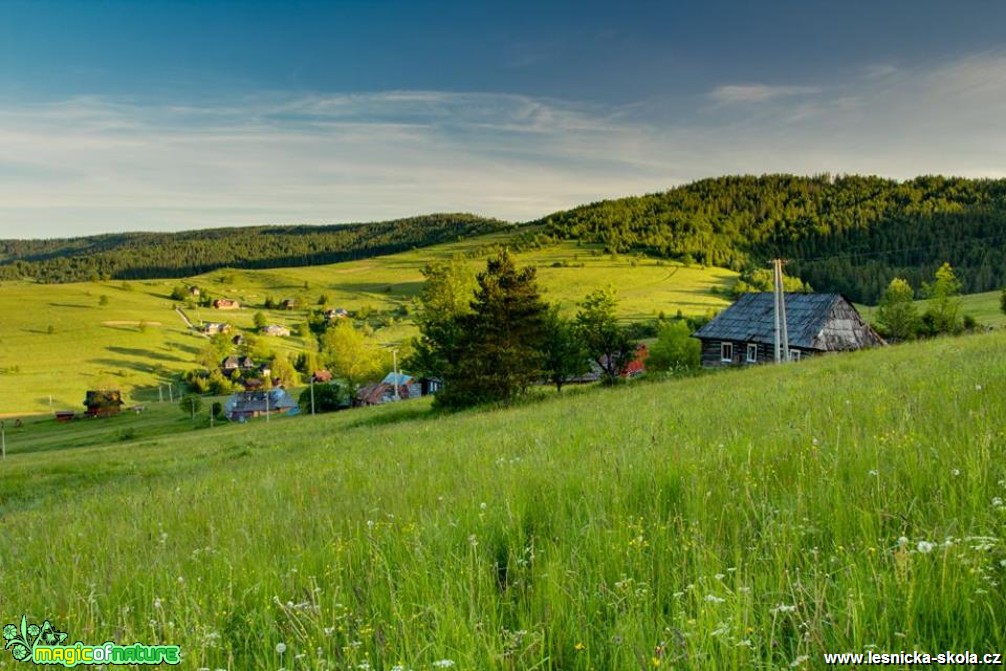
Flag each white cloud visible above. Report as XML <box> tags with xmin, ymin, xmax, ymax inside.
<box><xmin>708</xmin><ymin>84</ymin><xmax>821</xmax><ymax>105</ymax></box>
<box><xmin>2</xmin><ymin>51</ymin><xmax>1006</xmax><ymax>238</ymax></box>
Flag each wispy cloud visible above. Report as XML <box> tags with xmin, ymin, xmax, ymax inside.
<box><xmin>708</xmin><ymin>84</ymin><xmax>820</xmax><ymax>105</ymax></box>
<box><xmin>2</xmin><ymin>51</ymin><xmax>1006</xmax><ymax>238</ymax></box>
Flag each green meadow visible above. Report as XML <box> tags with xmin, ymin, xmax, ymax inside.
<box><xmin>0</xmin><ymin>238</ymin><xmax>733</xmax><ymax>415</ymax></box>
<box><xmin>2</xmin><ymin>332</ymin><xmax>1004</xmax><ymax>669</ymax></box>
<box><xmin>857</xmin><ymin>289</ymin><xmax>1006</xmax><ymax>329</ymax></box>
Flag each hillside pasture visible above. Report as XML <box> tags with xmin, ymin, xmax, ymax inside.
<box><xmin>1</xmin><ymin>332</ymin><xmax>1004</xmax><ymax>669</ymax></box>
<box><xmin>0</xmin><ymin>237</ymin><xmax>733</xmax><ymax>414</ymax></box>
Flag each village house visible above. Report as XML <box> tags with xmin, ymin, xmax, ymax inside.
<box><xmin>83</xmin><ymin>389</ymin><xmax>124</xmax><ymax>417</ymax></box>
<box><xmin>323</xmin><ymin>307</ymin><xmax>349</xmax><ymax>321</ymax></box>
<box><xmin>223</xmin><ymin>388</ymin><xmax>299</xmax><ymax>421</ymax></box>
<box><xmin>221</xmin><ymin>355</ymin><xmax>256</xmax><ymax>373</ymax></box>
<box><xmin>262</xmin><ymin>324</ymin><xmax>291</xmax><ymax>337</ymax></box>
<box><xmin>692</xmin><ymin>292</ymin><xmax>884</xmax><ymax>368</ymax></box>
<box><xmin>355</xmin><ymin>372</ymin><xmax>423</xmax><ymax>406</ymax></box>
<box><xmin>280</xmin><ymin>298</ymin><xmax>297</xmax><ymax>310</ymax></box>
<box><xmin>213</xmin><ymin>298</ymin><xmax>240</xmax><ymax>310</ymax></box>
<box><xmin>201</xmin><ymin>322</ymin><xmax>231</xmax><ymax>335</ymax></box>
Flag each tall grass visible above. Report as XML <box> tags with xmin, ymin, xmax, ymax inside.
<box><xmin>2</xmin><ymin>334</ymin><xmax>1004</xmax><ymax>669</ymax></box>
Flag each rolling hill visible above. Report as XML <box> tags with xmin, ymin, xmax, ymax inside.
<box><xmin>0</xmin><ymin>234</ymin><xmax>735</xmax><ymax>415</ymax></box>
<box><xmin>3</xmin><ymin>330</ymin><xmax>1004</xmax><ymax>668</ymax></box>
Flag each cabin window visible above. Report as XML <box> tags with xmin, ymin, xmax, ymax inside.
<box><xmin>720</xmin><ymin>342</ymin><xmax>733</xmax><ymax>362</ymax></box>
<box><xmin>790</xmin><ymin>349</ymin><xmax>801</xmax><ymax>362</ymax></box>
<box><xmin>746</xmin><ymin>344</ymin><xmax>758</xmax><ymax>363</ymax></box>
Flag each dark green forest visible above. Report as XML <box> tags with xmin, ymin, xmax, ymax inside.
<box><xmin>534</xmin><ymin>174</ymin><xmax>1006</xmax><ymax>303</ymax></box>
<box><xmin>0</xmin><ymin>214</ymin><xmax>510</xmax><ymax>283</ymax></box>
<box><xmin>5</xmin><ymin>176</ymin><xmax>1006</xmax><ymax>303</ymax></box>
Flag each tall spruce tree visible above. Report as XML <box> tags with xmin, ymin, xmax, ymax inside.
<box><xmin>435</xmin><ymin>249</ymin><xmax>548</xmax><ymax>409</ymax></box>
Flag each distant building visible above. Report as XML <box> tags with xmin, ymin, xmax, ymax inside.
<box><xmin>323</xmin><ymin>308</ymin><xmax>349</xmax><ymax>321</ymax></box>
<box><xmin>223</xmin><ymin>389</ymin><xmax>299</xmax><ymax>421</ymax></box>
<box><xmin>84</xmin><ymin>390</ymin><xmax>124</xmax><ymax>417</ymax></box>
<box><xmin>280</xmin><ymin>298</ymin><xmax>297</xmax><ymax>310</ymax></box>
<box><xmin>213</xmin><ymin>298</ymin><xmax>240</xmax><ymax>310</ymax></box>
<box><xmin>262</xmin><ymin>324</ymin><xmax>291</xmax><ymax>337</ymax></box>
<box><xmin>202</xmin><ymin>322</ymin><xmax>231</xmax><ymax>335</ymax></box>
<box><xmin>188</xmin><ymin>286</ymin><xmax>201</xmax><ymax>297</ymax></box>
<box><xmin>692</xmin><ymin>292</ymin><xmax>884</xmax><ymax>367</ymax></box>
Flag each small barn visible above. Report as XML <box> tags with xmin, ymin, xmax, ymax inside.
<box><xmin>223</xmin><ymin>388</ymin><xmax>299</xmax><ymax>421</ymax></box>
<box><xmin>84</xmin><ymin>389</ymin><xmax>124</xmax><ymax>417</ymax></box>
<box><xmin>692</xmin><ymin>293</ymin><xmax>884</xmax><ymax>367</ymax></box>
<box><xmin>213</xmin><ymin>298</ymin><xmax>240</xmax><ymax>310</ymax></box>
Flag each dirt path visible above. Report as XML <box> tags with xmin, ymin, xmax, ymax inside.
<box><xmin>175</xmin><ymin>307</ymin><xmax>206</xmax><ymax>336</ymax></box>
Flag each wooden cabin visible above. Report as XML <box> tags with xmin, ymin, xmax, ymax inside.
<box><xmin>692</xmin><ymin>293</ymin><xmax>884</xmax><ymax>367</ymax></box>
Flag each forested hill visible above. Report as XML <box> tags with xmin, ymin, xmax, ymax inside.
<box><xmin>0</xmin><ymin>214</ymin><xmax>510</xmax><ymax>283</ymax></box>
<box><xmin>535</xmin><ymin>175</ymin><xmax>1006</xmax><ymax>303</ymax></box>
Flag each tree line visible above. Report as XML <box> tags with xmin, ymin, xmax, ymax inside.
<box><xmin>406</xmin><ymin>250</ymin><xmax>701</xmax><ymax>410</ymax></box>
<box><xmin>0</xmin><ymin>214</ymin><xmax>510</xmax><ymax>283</ymax></box>
<box><xmin>534</xmin><ymin>174</ymin><xmax>1006</xmax><ymax>303</ymax></box>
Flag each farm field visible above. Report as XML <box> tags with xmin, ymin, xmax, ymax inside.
<box><xmin>2</xmin><ymin>332</ymin><xmax>1005</xmax><ymax>669</ymax></box>
<box><xmin>0</xmin><ymin>236</ymin><xmax>734</xmax><ymax>415</ymax></box>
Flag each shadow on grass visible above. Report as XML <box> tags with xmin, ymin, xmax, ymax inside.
<box><xmin>106</xmin><ymin>346</ymin><xmax>187</xmax><ymax>363</ymax></box>
<box><xmin>336</xmin><ymin>404</ymin><xmax>433</xmax><ymax>431</ymax></box>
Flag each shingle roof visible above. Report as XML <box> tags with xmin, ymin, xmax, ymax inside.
<box><xmin>693</xmin><ymin>293</ymin><xmax>844</xmax><ymax>350</ymax></box>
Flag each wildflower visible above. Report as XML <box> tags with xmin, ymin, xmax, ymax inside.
<box><xmin>432</xmin><ymin>661</ymin><xmax>455</xmax><ymax>668</ymax></box>
<box><xmin>976</xmin><ymin>384</ymin><xmax>983</xmax><ymax>391</ymax></box>
<box><xmin>153</xmin><ymin>597</ymin><xmax>162</xmax><ymax>610</ymax></box>
<box><xmin>276</xmin><ymin>642</ymin><xmax>287</xmax><ymax>655</ymax></box>
<box><xmin>480</xmin><ymin>502</ymin><xmax>487</xmax><ymax>510</ymax></box>
<box><xmin>917</xmin><ymin>541</ymin><xmax>935</xmax><ymax>554</ymax></box>
<box><xmin>992</xmin><ymin>497</ymin><xmax>1004</xmax><ymax>508</ymax></box>
<box><xmin>324</xmin><ymin>627</ymin><xmax>335</xmax><ymax>636</ymax></box>
<box><xmin>897</xmin><ymin>536</ymin><xmax>909</xmax><ymax>548</ymax></box>
<box><xmin>790</xmin><ymin>655</ymin><xmax>810</xmax><ymax>667</ymax></box>
<box><xmin>868</xmin><ymin>469</ymin><xmax>879</xmax><ymax>476</ymax></box>
<box><xmin>704</xmin><ymin>594</ymin><xmax>725</xmax><ymax>603</ymax></box>
<box><xmin>574</xmin><ymin>642</ymin><xmax>585</xmax><ymax>651</ymax></box>
<box><xmin>952</xmin><ymin>468</ymin><xmax>960</xmax><ymax>476</ymax></box>
<box><xmin>771</xmin><ymin>604</ymin><xmax>797</xmax><ymax>614</ymax></box>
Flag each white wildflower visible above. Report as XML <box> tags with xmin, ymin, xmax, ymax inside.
<box><xmin>917</xmin><ymin>541</ymin><xmax>936</xmax><ymax>554</ymax></box>
<box><xmin>790</xmin><ymin>655</ymin><xmax>810</xmax><ymax>667</ymax></box>
<box><xmin>276</xmin><ymin>642</ymin><xmax>287</xmax><ymax>655</ymax></box>
<box><xmin>432</xmin><ymin>661</ymin><xmax>455</xmax><ymax>668</ymax></box>
<box><xmin>952</xmin><ymin>468</ymin><xmax>960</xmax><ymax>476</ymax></box>
<box><xmin>704</xmin><ymin>594</ymin><xmax>725</xmax><ymax>603</ymax></box>
<box><xmin>897</xmin><ymin>536</ymin><xmax>909</xmax><ymax>548</ymax></box>
<box><xmin>868</xmin><ymin>469</ymin><xmax>879</xmax><ymax>476</ymax></box>
<box><xmin>771</xmin><ymin>603</ymin><xmax>797</xmax><ymax>614</ymax></box>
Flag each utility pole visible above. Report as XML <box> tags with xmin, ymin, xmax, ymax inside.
<box><xmin>158</xmin><ymin>385</ymin><xmax>163</xmax><ymax>403</ymax></box>
<box><xmin>168</xmin><ymin>383</ymin><xmax>174</xmax><ymax>403</ymax></box>
<box><xmin>392</xmin><ymin>349</ymin><xmax>400</xmax><ymax>401</ymax></box>
<box><xmin>773</xmin><ymin>258</ymin><xmax>790</xmax><ymax>363</ymax></box>
<box><xmin>773</xmin><ymin>259</ymin><xmax>782</xmax><ymax>363</ymax></box>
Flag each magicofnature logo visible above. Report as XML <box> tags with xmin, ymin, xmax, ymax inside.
<box><xmin>3</xmin><ymin>615</ymin><xmax>180</xmax><ymax>666</ymax></box>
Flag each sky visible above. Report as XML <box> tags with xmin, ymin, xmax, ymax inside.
<box><xmin>2</xmin><ymin>0</ymin><xmax>1006</xmax><ymax>239</ymax></box>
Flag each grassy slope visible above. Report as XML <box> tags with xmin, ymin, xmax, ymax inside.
<box><xmin>2</xmin><ymin>333</ymin><xmax>1005</xmax><ymax>669</ymax></box>
<box><xmin>0</xmin><ymin>236</ymin><xmax>734</xmax><ymax>414</ymax></box>
<box><xmin>857</xmin><ymin>289</ymin><xmax>1006</xmax><ymax>329</ymax></box>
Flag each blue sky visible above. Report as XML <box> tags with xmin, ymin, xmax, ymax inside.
<box><xmin>2</xmin><ymin>1</ymin><xmax>1006</xmax><ymax>238</ymax></box>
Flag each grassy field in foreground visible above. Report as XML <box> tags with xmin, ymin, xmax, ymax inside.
<box><xmin>2</xmin><ymin>333</ymin><xmax>1005</xmax><ymax>669</ymax></box>
<box><xmin>0</xmin><ymin>237</ymin><xmax>733</xmax><ymax>415</ymax></box>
